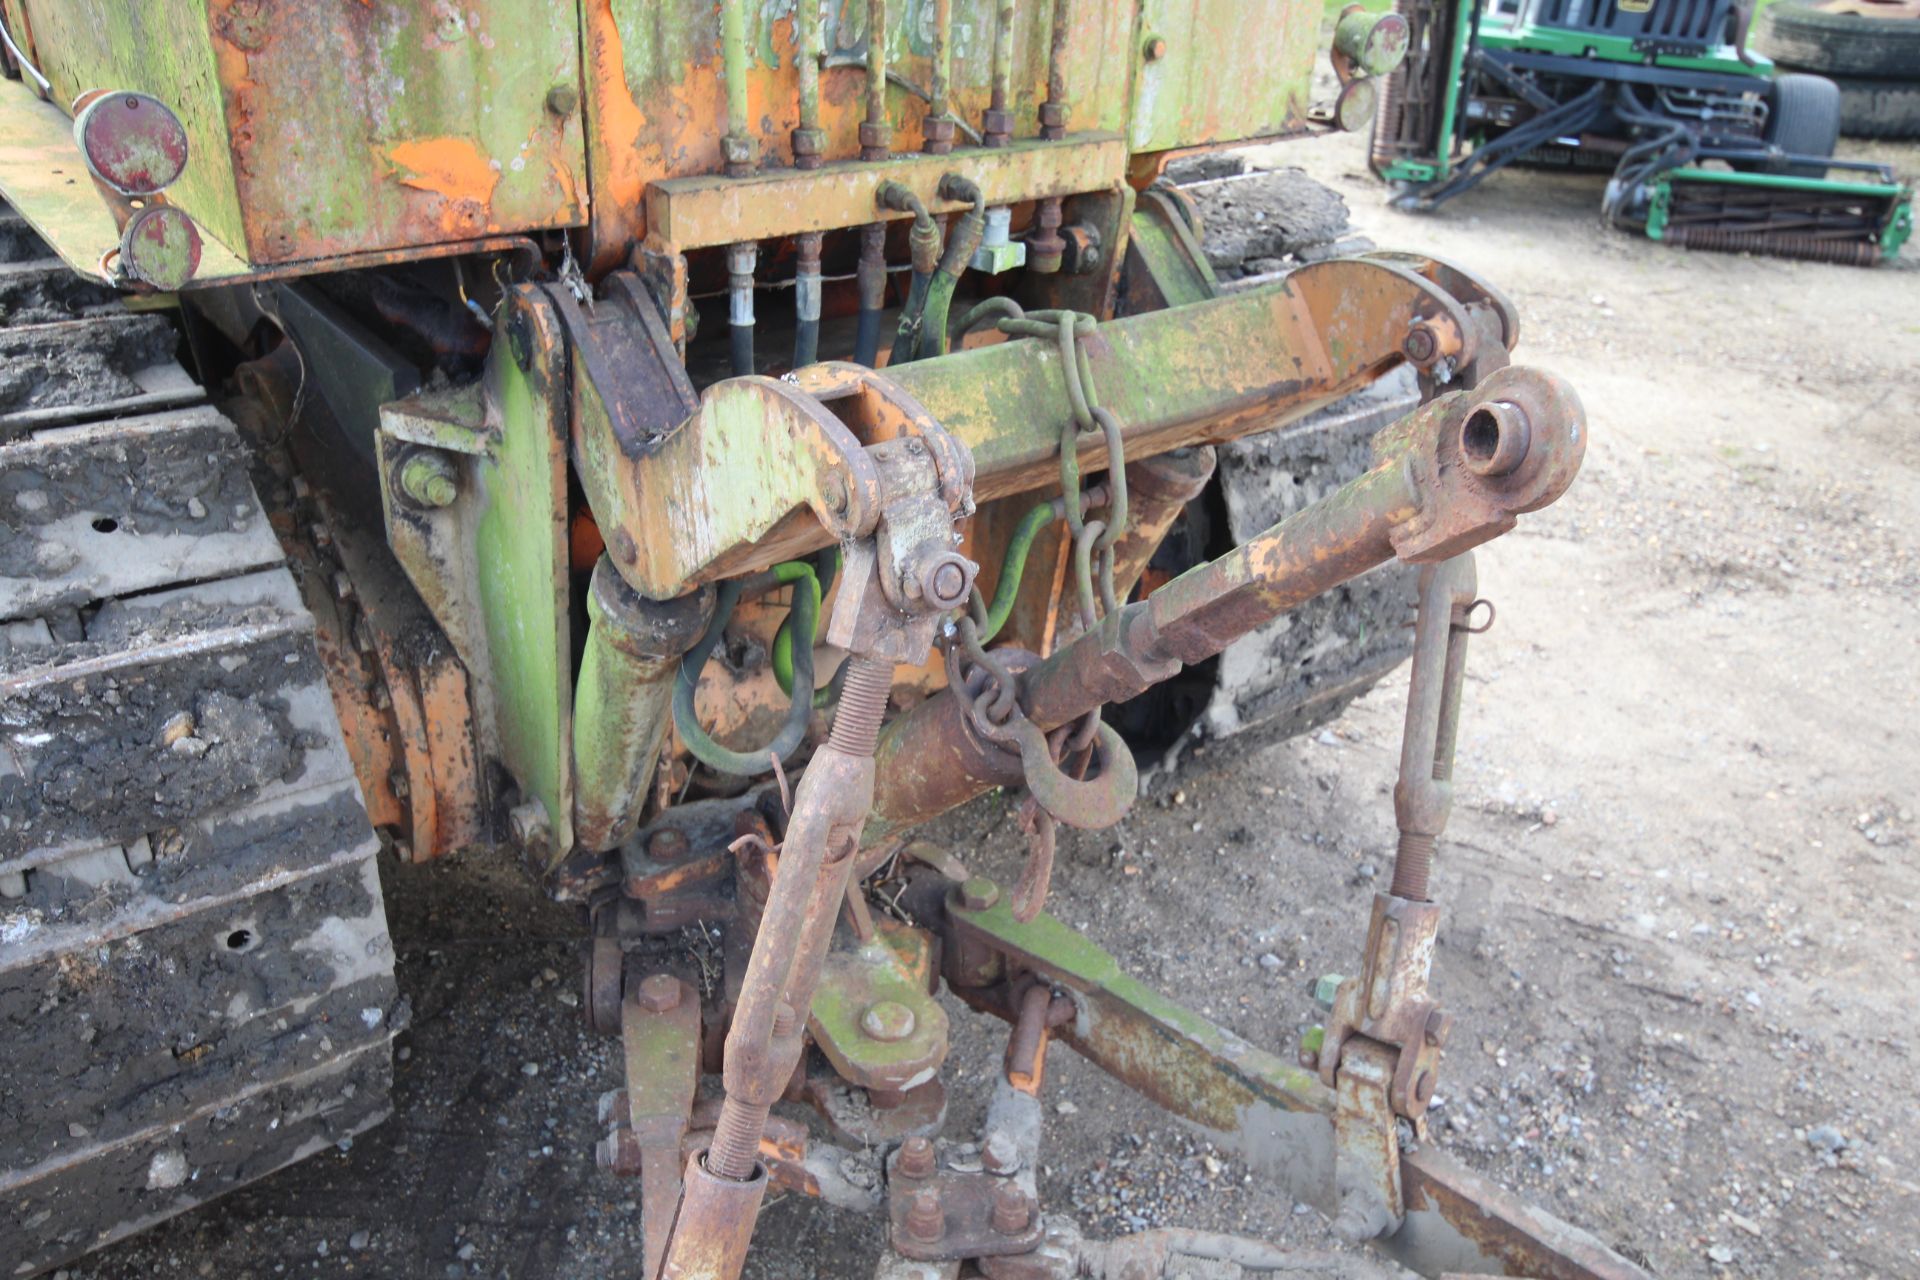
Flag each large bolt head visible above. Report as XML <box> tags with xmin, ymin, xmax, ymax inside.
<box><xmin>647</xmin><ymin>828</ymin><xmax>691</xmax><ymax>862</ymax></box>
<box><xmin>1402</xmin><ymin>321</ymin><xmax>1441</xmax><ymax>365</ymax></box>
<box><xmin>916</xmin><ymin>550</ymin><xmax>976</xmax><ymax>610</ymax></box>
<box><xmin>635</xmin><ymin>974</ymin><xmax>682</xmax><ymax>1014</ymax></box>
<box><xmin>861</xmin><ymin>1000</ymin><xmax>917</xmax><ymax>1043</ymax></box>
<box><xmin>958</xmin><ymin>877</ymin><xmax>1000</xmax><ymax>911</ymax></box>
<box><xmin>596</xmin><ymin>1129</ymin><xmax>644</xmax><ymax>1177</ymax></box>
<box><xmin>1423</xmin><ymin>1006</ymin><xmax>1455</xmax><ymax>1048</ymax></box>
<box><xmin>981</xmin><ymin>1132</ymin><xmax>1021</xmax><ymax>1176</ymax></box>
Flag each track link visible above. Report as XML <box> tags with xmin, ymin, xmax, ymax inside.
<box><xmin>0</xmin><ymin>202</ymin><xmax>399</xmax><ymax>1276</ymax></box>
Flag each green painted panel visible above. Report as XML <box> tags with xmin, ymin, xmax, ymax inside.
<box><xmin>17</xmin><ymin>0</ymin><xmax>247</xmax><ymax>252</ymax></box>
<box><xmin>475</xmin><ymin>294</ymin><xmax>574</xmax><ymax>854</ymax></box>
<box><xmin>16</xmin><ymin>1</ymin><xmax>587</xmax><ymax>265</ymax></box>
<box><xmin>1130</xmin><ymin>0</ymin><xmax>1321</xmax><ymax>152</ymax></box>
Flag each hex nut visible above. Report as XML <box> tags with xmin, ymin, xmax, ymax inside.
<box><xmin>907</xmin><ymin>1187</ymin><xmax>945</xmax><ymax>1242</ymax></box>
<box><xmin>959</xmin><ymin>877</ymin><xmax>1001</xmax><ymax>911</ymax></box>
<box><xmin>635</xmin><ymin>974</ymin><xmax>682</xmax><ymax>1014</ymax></box>
<box><xmin>1312</xmin><ymin>973</ymin><xmax>1345</xmax><ymax>1010</ymax></box>
<box><xmin>990</xmin><ymin>1182</ymin><xmax>1032</xmax><ymax>1234</ymax></box>
<box><xmin>896</xmin><ymin>1136</ymin><xmax>936</xmax><ymax>1179</ymax></box>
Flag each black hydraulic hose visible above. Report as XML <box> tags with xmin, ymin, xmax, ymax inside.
<box><xmin>730</xmin><ymin>322</ymin><xmax>755</xmax><ymax>378</ymax></box>
<box><xmin>1400</xmin><ymin>82</ymin><xmax>1604</xmax><ymax>211</ymax></box>
<box><xmin>881</xmin><ymin>181</ymin><xmax>942</xmax><ymax>366</ymax></box>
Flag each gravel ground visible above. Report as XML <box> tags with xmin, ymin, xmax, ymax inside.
<box><xmin>66</xmin><ymin>102</ymin><xmax>1919</xmax><ymax>1280</ymax></box>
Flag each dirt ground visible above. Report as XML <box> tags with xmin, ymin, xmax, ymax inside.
<box><xmin>66</xmin><ymin>123</ymin><xmax>1919</xmax><ymax>1280</ymax></box>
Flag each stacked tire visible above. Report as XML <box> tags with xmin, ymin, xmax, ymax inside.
<box><xmin>1758</xmin><ymin>2</ymin><xmax>1920</xmax><ymax>139</ymax></box>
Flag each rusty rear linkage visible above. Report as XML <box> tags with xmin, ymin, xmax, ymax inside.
<box><xmin>587</xmin><ymin>293</ymin><xmax>1628</xmax><ymax>1279</ymax></box>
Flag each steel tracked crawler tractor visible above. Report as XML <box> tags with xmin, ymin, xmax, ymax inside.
<box><xmin>0</xmin><ymin>4</ymin><xmax>1632</xmax><ymax>1278</ymax></box>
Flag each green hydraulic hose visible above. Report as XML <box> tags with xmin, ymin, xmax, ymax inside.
<box><xmin>916</xmin><ymin>175</ymin><xmax>985</xmax><ymax>360</ymax></box>
<box><xmin>974</xmin><ymin>502</ymin><xmax>1053</xmax><ymax>642</ymax></box>
<box><xmin>770</xmin><ymin>549</ymin><xmax>838</xmax><ymax>699</ymax></box>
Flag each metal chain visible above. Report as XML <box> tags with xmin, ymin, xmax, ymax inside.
<box><xmin>952</xmin><ymin>300</ymin><xmax>1131</xmax><ymax>731</ymax></box>
<box><xmin>945</xmin><ymin>303</ymin><xmax>1138</xmax><ymax>923</ymax></box>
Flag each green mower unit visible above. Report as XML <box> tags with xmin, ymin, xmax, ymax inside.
<box><xmin>1371</xmin><ymin>0</ymin><xmax>1913</xmax><ymax>263</ymax></box>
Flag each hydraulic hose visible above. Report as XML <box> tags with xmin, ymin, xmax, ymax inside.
<box><xmin>974</xmin><ymin>502</ymin><xmax>1054</xmax><ymax>642</ymax></box>
<box><xmin>727</xmin><ymin>242</ymin><xmax>757</xmax><ymax>377</ymax></box>
<box><xmin>881</xmin><ymin>182</ymin><xmax>942</xmax><ymax>366</ymax></box>
<box><xmin>771</xmin><ymin>549</ymin><xmax>838</xmax><ymax>701</ymax></box>
<box><xmin>916</xmin><ymin>175</ymin><xmax>986</xmax><ymax>360</ymax></box>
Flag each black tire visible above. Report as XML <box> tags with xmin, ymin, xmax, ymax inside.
<box><xmin>1757</xmin><ymin>1</ymin><xmax>1920</xmax><ymax>78</ymax></box>
<box><xmin>1832</xmin><ymin>71</ymin><xmax>1920</xmax><ymax>138</ymax></box>
<box><xmin>1766</xmin><ymin>72</ymin><xmax>1843</xmax><ymax>174</ymax></box>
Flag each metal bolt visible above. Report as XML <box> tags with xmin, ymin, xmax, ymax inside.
<box><xmin>398</xmin><ymin>450</ymin><xmax>458</xmax><ymax>509</ymax></box>
<box><xmin>823</xmin><ymin>472</ymin><xmax>850</xmax><ymax>515</ymax></box>
<box><xmin>861</xmin><ymin>1000</ymin><xmax>916</xmax><ymax>1042</ymax></box>
<box><xmin>906</xmin><ymin>1188</ymin><xmax>945</xmax><ymax>1242</ymax></box>
<box><xmin>981</xmin><ymin>1132</ymin><xmax>1021</xmax><ymax>1176</ymax></box>
<box><xmin>1144</xmin><ymin>35</ymin><xmax>1168</xmax><ymax>61</ymax></box>
<box><xmin>1312</xmin><ymin>974</ymin><xmax>1345</xmax><ymax>1010</ymax></box>
<box><xmin>635</xmin><ymin>974</ymin><xmax>682</xmax><ymax>1014</ymax></box>
<box><xmin>896</xmin><ymin>1136</ymin><xmax>936</xmax><ymax>1179</ymax></box>
<box><xmin>915</xmin><ymin>550</ymin><xmax>974</xmax><ymax>610</ymax></box>
<box><xmin>1423</xmin><ymin>1007</ymin><xmax>1454</xmax><ymax>1048</ymax></box>
<box><xmin>990</xmin><ymin>1182</ymin><xmax>1032</xmax><ymax>1234</ymax></box>
<box><xmin>958</xmin><ymin>877</ymin><xmax>1000</xmax><ymax>911</ymax></box>
<box><xmin>546</xmin><ymin>83</ymin><xmax>579</xmax><ymax>117</ymax></box>
<box><xmin>596</xmin><ymin>1129</ymin><xmax>644</xmax><ymax>1177</ymax></box>
<box><xmin>647</xmin><ymin>827</ymin><xmax>691</xmax><ymax>862</ymax></box>
<box><xmin>1402</xmin><ymin>322</ymin><xmax>1439</xmax><ymax>365</ymax></box>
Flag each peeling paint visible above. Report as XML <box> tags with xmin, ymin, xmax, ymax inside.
<box><xmin>386</xmin><ymin>135</ymin><xmax>501</xmax><ymax>205</ymax></box>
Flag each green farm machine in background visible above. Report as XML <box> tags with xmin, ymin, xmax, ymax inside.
<box><xmin>1371</xmin><ymin>0</ymin><xmax>1913</xmax><ymax>262</ymax></box>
